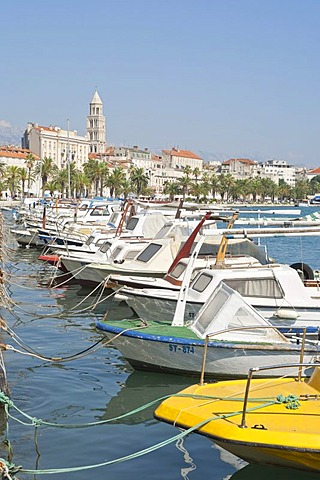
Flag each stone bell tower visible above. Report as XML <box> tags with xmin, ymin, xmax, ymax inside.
<box><xmin>86</xmin><ymin>89</ymin><xmax>106</xmax><ymax>153</ymax></box>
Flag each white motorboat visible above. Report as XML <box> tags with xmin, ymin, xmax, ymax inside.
<box><xmin>96</xmin><ymin>281</ymin><xmax>320</xmax><ymax>378</ymax></box>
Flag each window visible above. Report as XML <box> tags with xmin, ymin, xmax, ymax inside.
<box><xmin>136</xmin><ymin>243</ymin><xmax>162</xmax><ymax>263</ymax></box>
<box><xmin>223</xmin><ymin>278</ymin><xmax>283</xmax><ymax>299</ymax></box>
<box><xmin>126</xmin><ymin>217</ymin><xmax>139</xmax><ymax>231</ymax></box>
<box><xmin>170</xmin><ymin>262</ymin><xmax>186</xmax><ymax>279</ymax></box>
<box><xmin>99</xmin><ymin>241</ymin><xmax>112</xmax><ymax>254</ymax></box>
<box><xmin>112</xmin><ymin>247</ymin><xmax>122</xmax><ymax>259</ymax></box>
<box><xmin>125</xmin><ymin>250</ymin><xmax>140</xmax><ymax>260</ymax></box>
<box><xmin>192</xmin><ymin>273</ymin><xmax>213</xmax><ymax>292</ymax></box>
<box><xmin>85</xmin><ymin>235</ymin><xmax>95</xmax><ymax>246</ymax></box>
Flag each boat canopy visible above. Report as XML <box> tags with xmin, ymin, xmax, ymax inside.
<box><xmin>190</xmin><ymin>282</ymin><xmax>289</xmax><ymax>343</ymax></box>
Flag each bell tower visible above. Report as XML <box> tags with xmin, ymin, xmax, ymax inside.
<box><xmin>86</xmin><ymin>89</ymin><xmax>106</xmax><ymax>153</ymax></box>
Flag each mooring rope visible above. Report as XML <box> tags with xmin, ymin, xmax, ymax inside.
<box><xmin>0</xmin><ymin>390</ymin><xmax>303</xmax><ymax>478</ymax></box>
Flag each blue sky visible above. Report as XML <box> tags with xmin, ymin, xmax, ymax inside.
<box><xmin>1</xmin><ymin>0</ymin><xmax>320</xmax><ymax>167</ymax></box>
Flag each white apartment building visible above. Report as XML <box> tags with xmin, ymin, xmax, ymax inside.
<box><xmin>0</xmin><ymin>146</ymin><xmax>41</xmax><ymax>197</ymax></box>
<box><xmin>22</xmin><ymin>123</ymin><xmax>90</xmax><ymax>170</ymax></box>
<box><xmin>257</xmin><ymin>160</ymin><xmax>296</xmax><ymax>186</ymax></box>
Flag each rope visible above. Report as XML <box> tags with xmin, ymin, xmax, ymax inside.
<box><xmin>0</xmin><ymin>391</ymin><xmax>297</xmax><ymax>477</ymax></box>
<box><xmin>276</xmin><ymin>394</ymin><xmax>301</xmax><ymax>409</ymax></box>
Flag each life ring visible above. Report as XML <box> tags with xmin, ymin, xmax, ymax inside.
<box><xmin>289</xmin><ymin>262</ymin><xmax>314</xmax><ymax>280</ymax></box>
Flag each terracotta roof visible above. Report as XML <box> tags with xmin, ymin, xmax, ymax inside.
<box><xmin>223</xmin><ymin>158</ymin><xmax>256</xmax><ymax>165</ymax></box>
<box><xmin>308</xmin><ymin>167</ymin><xmax>320</xmax><ymax>174</ymax></box>
<box><xmin>0</xmin><ymin>146</ymin><xmax>40</xmax><ymax>160</ymax></box>
<box><xmin>163</xmin><ymin>148</ymin><xmax>202</xmax><ymax>160</ymax></box>
<box><xmin>34</xmin><ymin>125</ymin><xmax>61</xmax><ymax>132</ymax></box>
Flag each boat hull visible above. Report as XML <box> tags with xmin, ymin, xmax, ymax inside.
<box><xmin>121</xmin><ymin>291</ymin><xmax>320</xmax><ymax>336</ymax></box>
<box><xmin>96</xmin><ymin>322</ymin><xmax>318</xmax><ymax>378</ymax></box>
<box><xmin>212</xmin><ymin>440</ymin><xmax>320</xmax><ymax>472</ymax></box>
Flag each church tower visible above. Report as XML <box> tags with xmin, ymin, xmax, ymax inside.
<box><xmin>86</xmin><ymin>90</ymin><xmax>106</xmax><ymax>153</ymax></box>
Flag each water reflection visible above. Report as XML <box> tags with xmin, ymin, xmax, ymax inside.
<box><xmin>99</xmin><ymin>370</ymin><xmax>192</xmax><ymax>425</ymax></box>
<box><xmin>230</xmin><ymin>464</ymin><xmax>319</xmax><ymax>480</ymax></box>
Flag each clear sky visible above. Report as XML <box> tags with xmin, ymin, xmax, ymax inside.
<box><xmin>1</xmin><ymin>0</ymin><xmax>320</xmax><ymax>167</ymax></box>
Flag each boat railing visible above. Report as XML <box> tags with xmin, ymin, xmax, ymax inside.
<box><xmin>199</xmin><ymin>326</ymin><xmax>310</xmax><ymax>386</ymax></box>
<box><xmin>239</xmin><ymin>359</ymin><xmax>320</xmax><ymax>429</ymax></box>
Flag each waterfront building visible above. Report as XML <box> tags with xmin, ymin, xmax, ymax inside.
<box><xmin>0</xmin><ymin>145</ymin><xmax>40</xmax><ymax>197</ymax></box>
<box><xmin>258</xmin><ymin>159</ymin><xmax>296</xmax><ymax>186</ymax></box>
<box><xmin>306</xmin><ymin>167</ymin><xmax>320</xmax><ymax>181</ymax></box>
<box><xmin>22</xmin><ymin>123</ymin><xmax>90</xmax><ymax>171</ymax></box>
<box><xmin>220</xmin><ymin>158</ymin><xmax>257</xmax><ymax>177</ymax></box>
<box><xmin>162</xmin><ymin>148</ymin><xmax>203</xmax><ymax>171</ymax></box>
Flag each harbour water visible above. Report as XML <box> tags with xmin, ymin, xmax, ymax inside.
<box><xmin>1</xmin><ymin>206</ymin><xmax>320</xmax><ymax>479</ymax></box>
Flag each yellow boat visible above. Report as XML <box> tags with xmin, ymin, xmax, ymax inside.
<box><xmin>154</xmin><ymin>364</ymin><xmax>320</xmax><ymax>472</ymax></box>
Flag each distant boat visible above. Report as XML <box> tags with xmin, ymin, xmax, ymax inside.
<box><xmin>295</xmin><ymin>199</ymin><xmax>310</xmax><ymax>207</ymax></box>
<box><xmin>310</xmin><ymin>195</ymin><xmax>320</xmax><ymax>205</ymax></box>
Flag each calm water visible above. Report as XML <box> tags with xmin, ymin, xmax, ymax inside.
<box><xmin>1</xmin><ymin>206</ymin><xmax>320</xmax><ymax>480</ymax></box>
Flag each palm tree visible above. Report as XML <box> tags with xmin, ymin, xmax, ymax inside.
<box><xmin>258</xmin><ymin>177</ymin><xmax>276</xmax><ymax>202</ymax></box>
<box><xmin>193</xmin><ymin>167</ymin><xmax>201</xmax><ymax>182</ymax></box>
<box><xmin>19</xmin><ymin>167</ymin><xmax>29</xmax><ymax>198</ymax></box>
<box><xmin>53</xmin><ymin>168</ymin><xmax>69</xmax><ymax>197</ymax></box>
<box><xmin>129</xmin><ymin>167</ymin><xmax>149</xmax><ymax>197</ymax></box>
<box><xmin>34</xmin><ymin>157</ymin><xmax>58</xmax><ymax>195</ymax></box>
<box><xmin>120</xmin><ymin>179</ymin><xmax>132</xmax><ymax>200</ymax></box>
<box><xmin>218</xmin><ymin>174</ymin><xmax>235</xmax><ymax>202</ymax></box>
<box><xmin>183</xmin><ymin>165</ymin><xmax>192</xmax><ymax>178</ymax></box>
<box><xmin>25</xmin><ymin>153</ymin><xmax>36</xmax><ymax>195</ymax></box>
<box><xmin>209</xmin><ymin>174</ymin><xmax>219</xmax><ymax>201</ymax></box>
<box><xmin>84</xmin><ymin>159</ymin><xmax>109</xmax><ymax>196</ymax></box>
<box><xmin>294</xmin><ymin>179</ymin><xmax>309</xmax><ymax>202</ymax></box>
<box><xmin>178</xmin><ymin>175</ymin><xmax>192</xmax><ymax>200</ymax></box>
<box><xmin>74</xmin><ymin>171</ymin><xmax>91</xmax><ymax>198</ymax></box>
<box><xmin>163</xmin><ymin>181</ymin><xmax>180</xmax><ymax>201</ymax></box>
<box><xmin>190</xmin><ymin>182</ymin><xmax>207</xmax><ymax>202</ymax></box>
<box><xmin>0</xmin><ymin>162</ymin><xmax>7</xmax><ymax>178</ymax></box>
<box><xmin>106</xmin><ymin>167</ymin><xmax>126</xmax><ymax>198</ymax></box>
<box><xmin>0</xmin><ymin>180</ymin><xmax>5</xmax><ymax>199</ymax></box>
<box><xmin>5</xmin><ymin>166</ymin><xmax>21</xmax><ymax>198</ymax></box>
<box><xmin>45</xmin><ymin>180</ymin><xmax>59</xmax><ymax>197</ymax></box>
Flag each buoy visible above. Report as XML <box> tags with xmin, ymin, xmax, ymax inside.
<box><xmin>275</xmin><ymin>309</ymin><xmax>299</xmax><ymax>320</ymax></box>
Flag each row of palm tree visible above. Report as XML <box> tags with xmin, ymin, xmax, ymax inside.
<box><xmin>2</xmin><ymin>155</ymin><xmax>320</xmax><ymax>202</ymax></box>
<box><xmin>0</xmin><ymin>155</ymin><xmax>153</xmax><ymax>199</ymax></box>
<box><xmin>163</xmin><ymin>170</ymin><xmax>320</xmax><ymax>203</ymax></box>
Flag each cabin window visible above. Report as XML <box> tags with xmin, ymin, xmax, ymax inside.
<box><xmin>112</xmin><ymin>247</ymin><xmax>122</xmax><ymax>259</ymax></box>
<box><xmin>124</xmin><ymin>250</ymin><xmax>140</xmax><ymax>260</ymax></box>
<box><xmin>99</xmin><ymin>241</ymin><xmax>112</xmax><ymax>253</ymax></box>
<box><xmin>91</xmin><ymin>208</ymin><xmax>103</xmax><ymax>216</ymax></box>
<box><xmin>192</xmin><ymin>273</ymin><xmax>213</xmax><ymax>292</ymax></box>
<box><xmin>193</xmin><ymin>288</ymin><xmax>229</xmax><ymax>335</ymax></box>
<box><xmin>170</xmin><ymin>263</ymin><xmax>186</xmax><ymax>279</ymax></box>
<box><xmin>126</xmin><ymin>217</ymin><xmax>139</xmax><ymax>231</ymax></box>
<box><xmin>108</xmin><ymin>212</ymin><xmax>119</xmax><ymax>225</ymax></box>
<box><xmin>136</xmin><ymin>243</ymin><xmax>162</xmax><ymax>262</ymax></box>
<box><xmin>85</xmin><ymin>235</ymin><xmax>95</xmax><ymax>246</ymax></box>
<box><xmin>154</xmin><ymin>224</ymin><xmax>171</xmax><ymax>238</ymax></box>
<box><xmin>223</xmin><ymin>278</ymin><xmax>283</xmax><ymax>299</ymax></box>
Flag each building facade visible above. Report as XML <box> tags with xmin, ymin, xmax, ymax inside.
<box><xmin>220</xmin><ymin>158</ymin><xmax>257</xmax><ymax>177</ymax></box>
<box><xmin>0</xmin><ymin>146</ymin><xmax>40</xmax><ymax>197</ymax></box>
<box><xmin>22</xmin><ymin>123</ymin><xmax>90</xmax><ymax>171</ymax></box>
<box><xmin>162</xmin><ymin>148</ymin><xmax>203</xmax><ymax>171</ymax></box>
<box><xmin>257</xmin><ymin>160</ymin><xmax>296</xmax><ymax>186</ymax></box>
